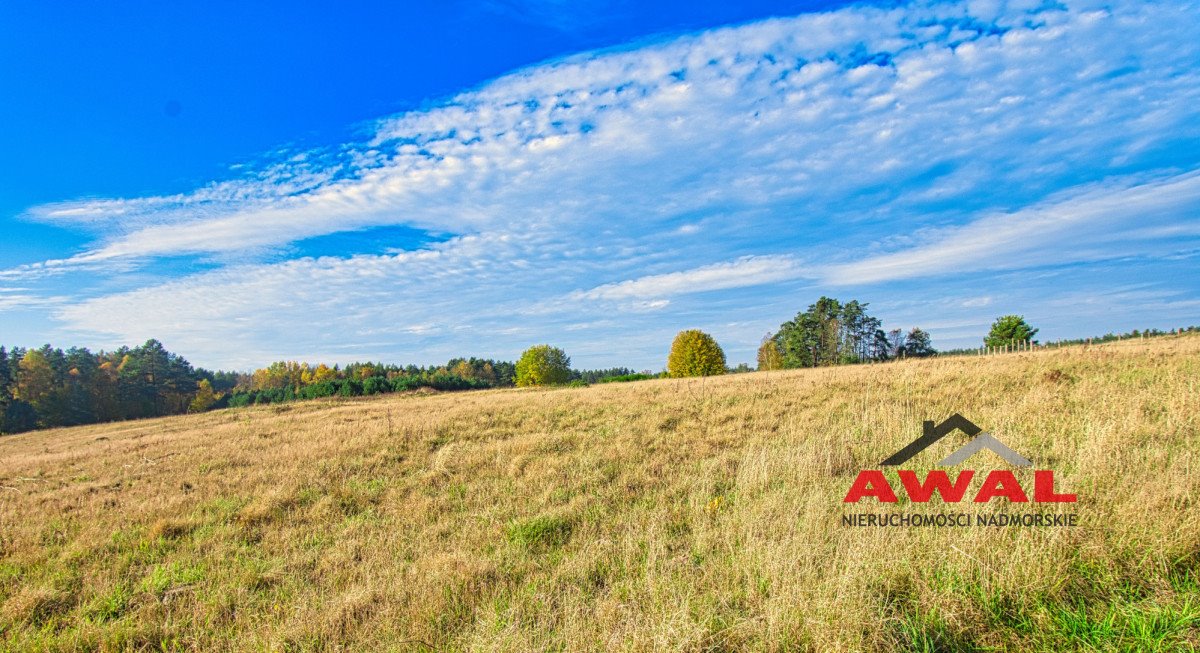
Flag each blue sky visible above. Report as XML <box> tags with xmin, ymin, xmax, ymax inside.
<box><xmin>2</xmin><ymin>0</ymin><xmax>1199</xmax><ymax>371</ymax></box>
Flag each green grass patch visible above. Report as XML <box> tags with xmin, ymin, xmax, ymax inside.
<box><xmin>84</xmin><ymin>582</ymin><xmax>132</xmax><ymax>623</ymax></box>
<box><xmin>1037</xmin><ymin>598</ymin><xmax>1199</xmax><ymax>652</ymax></box>
<box><xmin>141</xmin><ymin>561</ymin><xmax>206</xmax><ymax>597</ymax></box>
<box><xmin>505</xmin><ymin>515</ymin><xmax>574</xmax><ymax>552</ymax></box>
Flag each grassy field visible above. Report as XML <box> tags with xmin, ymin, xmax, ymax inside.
<box><xmin>1</xmin><ymin>335</ymin><xmax>1198</xmax><ymax>651</ymax></box>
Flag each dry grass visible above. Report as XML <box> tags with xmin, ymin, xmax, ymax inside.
<box><xmin>1</xmin><ymin>335</ymin><xmax>1198</xmax><ymax>651</ymax></box>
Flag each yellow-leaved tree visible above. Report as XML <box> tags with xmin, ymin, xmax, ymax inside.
<box><xmin>311</xmin><ymin>363</ymin><xmax>337</xmax><ymax>384</ymax></box>
<box><xmin>667</xmin><ymin>330</ymin><xmax>726</xmax><ymax>378</ymax></box>
<box><xmin>188</xmin><ymin>379</ymin><xmax>218</xmax><ymax>413</ymax></box>
<box><xmin>450</xmin><ymin>360</ymin><xmax>474</xmax><ymax>379</ymax></box>
<box><xmin>757</xmin><ymin>336</ymin><xmax>784</xmax><ymax>371</ymax></box>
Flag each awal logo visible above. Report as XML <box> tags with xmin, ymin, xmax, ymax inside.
<box><xmin>843</xmin><ymin>414</ymin><xmax>1076</xmax><ymax>504</ymax></box>
<box><xmin>878</xmin><ymin>413</ymin><xmax>1031</xmax><ymax>467</ymax></box>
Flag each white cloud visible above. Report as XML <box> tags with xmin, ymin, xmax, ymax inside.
<box><xmin>21</xmin><ymin>0</ymin><xmax>1200</xmax><ymax>268</ymax></box>
<box><xmin>574</xmin><ymin>255</ymin><xmax>805</xmax><ymax>301</ymax></box>
<box><xmin>0</xmin><ymin>294</ymin><xmax>68</xmax><ymax>311</ymax></box>
<box><xmin>961</xmin><ymin>297</ymin><xmax>992</xmax><ymax>308</ymax></box>
<box><xmin>8</xmin><ymin>0</ymin><xmax>1200</xmax><ymax>368</ymax></box>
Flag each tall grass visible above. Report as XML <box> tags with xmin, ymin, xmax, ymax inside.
<box><xmin>0</xmin><ymin>335</ymin><xmax>1197</xmax><ymax>651</ymax></box>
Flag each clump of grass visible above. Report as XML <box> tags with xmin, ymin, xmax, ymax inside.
<box><xmin>2</xmin><ymin>586</ymin><xmax>74</xmax><ymax>627</ymax></box>
<box><xmin>84</xmin><ymin>583</ymin><xmax>132</xmax><ymax>623</ymax></box>
<box><xmin>148</xmin><ymin>517</ymin><xmax>197</xmax><ymax>541</ymax></box>
<box><xmin>505</xmin><ymin>515</ymin><xmax>574</xmax><ymax>551</ymax></box>
<box><xmin>141</xmin><ymin>561</ymin><xmax>205</xmax><ymax>597</ymax></box>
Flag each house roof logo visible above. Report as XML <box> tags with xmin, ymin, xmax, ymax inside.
<box><xmin>880</xmin><ymin>413</ymin><xmax>1031</xmax><ymax>467</ymax></box>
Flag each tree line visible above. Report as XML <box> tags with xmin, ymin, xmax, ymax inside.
<box><xmin>0</xmin><ymin>341</ymin><xmax>636</xmax><ymax>434</ymax></box>
<box><xmin>0</xmin><ymin>340</ymin><xmax>212</xmax><ymax>434</ymax></box>
<box><xmin>3</xmin><ymin>299</ymin><xmax>1195</xmax><ymax>434</ymax></box>
<box><xmin>937</xmin><ymin>323</ymin><xmax>1199</xmax><ymax>356</ymax></box>
<box><xmin>224</xmin><ymin>358</ymin><xmax>636</xmax><ymax>408</ymax></box>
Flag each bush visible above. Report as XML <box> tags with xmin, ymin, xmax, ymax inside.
<box><xmin>599</xmin><ymin>373</ymin><xmax>654</xmax><ymax>383</ymax></box>
<box><xmin>300</xmin><ymin>381</ymin><xmax>336</xmax><ymax>399</ymax></box>
<box><xmin>428</xmin><ymin>373</ymin><xmax>481</xmax><ymax>391</ymax></box>
<box><xmin>337</xmin><ymin>380</ymin><xmax>362</xmax><ymax>397</ymax></box>
<box><xmin>390</xmin><ymin>375</ymin><xmax>422</xmax><ymax>392</ymax></box>
<box><xmin>515</xmin><ymin>345</ymin><xmax>572</xmax><ymax>387</ymax></box>
<box><xmin>362</xmin><ymin>376</ymin><xmax>390</xmax><ymax>395</ymax></box>
<box><xmin>667</xmin><ymin>330</ymin><xmax>727</xmax><ymax>378</ymax></box>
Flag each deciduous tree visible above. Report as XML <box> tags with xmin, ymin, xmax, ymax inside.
<box><xmin>189</xmin><ymin>379</ymin><xmax>219</xmax><ymax>413</ymax></box>
<box><xmin>756</xmin><ymin>336</ymin><xmax>784</xmax><ymax>371</ymax></box>
<box><xmin>667</xmin><ymin>330</ymin><xmax>726</xmax><ymax>378</ymax></box>
<box><xmin>515</xmin><ymin>345</ymin><xmax>572</xmax><ymax>387</ymax></box>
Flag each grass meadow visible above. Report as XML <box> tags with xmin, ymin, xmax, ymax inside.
<box><xmin>0</xmin><ymin>334</ymin><xmax>1197</xmax><ymax>651</ymax></box>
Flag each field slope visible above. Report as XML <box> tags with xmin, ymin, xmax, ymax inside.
<box><xmin>1</xmin><ymin>336</ymin><xmax>1198</xmax><ymax>651</ymax></box>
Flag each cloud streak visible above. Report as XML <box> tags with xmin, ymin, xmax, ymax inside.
<box><xmin>576</xmin><ymin>255</ymin><xmax>805</xmax><ymax>301</ymax></box>
<box><xmin>823</xmin><ymin>171</ymin><xmax>1200</xmax><ymax>285</ymax></box>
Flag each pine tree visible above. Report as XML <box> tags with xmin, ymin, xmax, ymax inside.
<box><xmin>0</xmin><ymin>347</ymin><xmax>10</xmax><ymax>433</ymax></box>
<box><xmin>903</xmin><ymin>328</ymin><xmax>936</xmax><ymax>357</ymax></box>
<box><xmin>0</xmin><ymin>346</ymin><xmax>10</xmax><ymax>399</ymax></box>
<box><xmin>984</xmin><ymin>315</ymin><xmax>1039</xmax><ymax>348</ymax></box>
